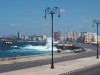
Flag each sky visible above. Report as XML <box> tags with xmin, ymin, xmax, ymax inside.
<box><xmin>0</xmin><ymin>0</ymin><xmax>100</xmax><ymax>36</ymax></box>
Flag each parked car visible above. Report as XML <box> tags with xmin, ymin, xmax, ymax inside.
<box><xmin>73</xmin><ymin>48</ymin><xmax>86</xmax><ymax>53</ymax></box>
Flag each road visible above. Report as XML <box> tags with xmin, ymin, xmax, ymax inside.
<box><xmin>0</xmin><ymin>52</ymin><xmax>98</xmax><ymax>73</ymax></box>
<box><xmin>74</xmin><ymin>43</ymin><xmax>100</xmax><ymax>51</ymax></box>
<box><xmin>0</xmin><ymin>43</ymin><xmax>100</xmax><ymax>73</ymax></box>
<box><xmin>67</xmin><ymin>63</ymin><xmax>100</xmax><ymax>75</ymax></box>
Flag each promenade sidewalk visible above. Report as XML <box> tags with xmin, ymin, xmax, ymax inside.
<box><xmin>0</xmin><ymin>55</ymin><xmax>100</xmax><ymax>75</ymax></box>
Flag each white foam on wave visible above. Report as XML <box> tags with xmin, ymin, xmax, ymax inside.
<box><xmin>20</xmin><ymin>38</ymin><xmax>58</xmax><ymax>51</ymax></box>
<box><xmin>11</xmin><ymin>46</ymin><xmax>18</xmax><ymax>48</ymax></box>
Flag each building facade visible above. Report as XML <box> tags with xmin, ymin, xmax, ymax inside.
<box><xmin>84</xmin><ymin>33</ymin><xmax>96</xmax><ymax>43</ymax></box>
<box><xmin>65</xmin><ymin>31</ymin><xmax>81</xmax><ymax>42</ymax></box>
<box><xmin>18</xmin><ymin>32</ymin><xmax>21</xmax><ymax>40</ymax></box>
<box><xmin>54</xmin><ymin>32</ymin><xmax>61</xmax><ymax>41</ymax></box>
<box><xmin>93</xmin><ymin>34</ymin><xmax>100</xmax><ymax>44</ymax></box>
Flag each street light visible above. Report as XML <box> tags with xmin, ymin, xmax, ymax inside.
<box><xmin>93</xmin><ymin>19</ymin><xmax>100</xmax><ymax>59</ymax></box>
<box><xmin>44</xmin><ymin>7</ymin><xmax>60</xmax><ymax>69</ymax></box>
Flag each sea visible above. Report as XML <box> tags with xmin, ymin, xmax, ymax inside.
<box><xmin>0</xmin><ymin>38</ymin><xmax>73</xmax><ymax>59</ymax></box>
<box><xmin>0</xmin><ymin>41</ymin><xmax>55</xmax><ymax>58</ymax></box>
<box><xmin>0</xmin><ymin>39</ymin><xmax>59</xmax><ymax>58</ymax></box>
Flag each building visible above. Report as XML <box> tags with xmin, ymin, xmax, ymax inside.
<box><xmin>79</xmin><ymin>32</ymin><xmax>87</xmax><ymax>43</ymax></box>
<box><xmin>7</xmin><ymin>35</ymin><xmax>17</xmax><ymax>41</ymax></box>
<box><xmin>54</xmin><ymin>31</ymin><xmax>61</xmax><ymax>41</ymax></box>
<box><xmin>17</xmin><ymin>32</ymin><xmax>21</xmax><ymax>40</ymax></box>
<box><xmin>84</xmin><ymin>32</ymin><xmax>96</xmax><ymax>43</ymax></box>
<box><xmin>27</xmin><ymin>35</ymin><xmax>37</xmax><ymax>41</ymax></box>
<box><xmin>36</xmin><ymin>36</ymin><xmax>42</xmax><ymax>41</ymax></box>
<box><xmin>41</xmin><ymin>35</ymin><xmax>47</xmax><ymax>41</ymax></box>
<box><xmin>65</xmin><ymin>31</ymin><xmax>81</xmax><ymax>42</ymax></box>
<box><xmin>21</xmin><ymin>36</ymin><xmax>28</xmax><ymax>41</ymax></box>
<box><xmin>92</xmin><ymin>34</ymin><xmax>100</xmax><ymax>44</ymax></box>
<box><xmin>27</xmin><ymin>35</ymin><xmax>47</xmax><ymax>42</ymax></box>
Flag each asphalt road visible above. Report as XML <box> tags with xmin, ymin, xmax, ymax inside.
<box><xmin>0</xmin><ymin>52</ymin><xmax>97</xmax><ymax>73</ymax></box>
<box><xmin>67</xmin><ymin>63</ymin><xmax>100</xmax><ymax>75</ymax></box>
<box><xmin>0</xmin><ymin>43</ymin><xmax>100</xmax><ymax>73</ymax></box>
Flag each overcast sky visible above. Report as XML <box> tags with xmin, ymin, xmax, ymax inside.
<box><xmin>0</xmin><ymin>0</ymin><xmax>100</xmax><ymax>36</ymax></box>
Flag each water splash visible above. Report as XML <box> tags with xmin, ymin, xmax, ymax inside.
<box><xmin>11</xmin><ymin>46</ymin><xmax>18</xmax><ymax>48</ymax></box>
<box><xmin>20</xmin><ymin>38</ymin><xmax>58</xmax><ymax>51</ymax></box>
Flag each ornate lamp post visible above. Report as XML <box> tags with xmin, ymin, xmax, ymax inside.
<box><xmin>44</xmin><ymin>7</ymin><xmax>60</xmax><ymax>69</ymax></box>
<box><xmin>93</xmin><ymin>19</ymin><xmax>100</xmax><ymax>59</ymax></box>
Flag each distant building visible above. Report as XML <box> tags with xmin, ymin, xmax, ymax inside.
<box><xmin>65</xmin><ymin>31</ymin><xmax>81</xmax><ymax>42</ymax></box>
<box><xmin>18</xmin><ymin>32</ymin><xmax>21</xmax><ymax>40</ymax></box>
<box><xmin>54</xmin><ymin>31</ymin><xmax>61</xmax><ymax>41</ymax></box>
<box><xmin>79</xmin><ymin>32</ymin><xmax>87</xmax><ymax>43</ymax></box>
<box><xmin>92</xmin><ymin>34</ymin><xmax>100</xmax><ymax>44</ymax></box>
<box><xmin>36</xmin><ymin>36</ymin><xmax>42</xmax><ymax>41</ymax></box>
<box><xmin>27</xmin><ymin>35</ymin><xmax>37</xmax><ymax>41</ymax></box>
<box><xmin>81</xmin><ymin>32</ymin><xmax>87</xmax><ymax>37</ymax></box>
<box><xmin>84</xmin><ymin>32</ymin><xmax>96</xmax><ymax>43</ymax></box>
<box><xmin>21</xmin><ymin>36</ymin><xmax>28</xmax><ymax>41</ymax></box>
<box><xmin>27</xmin><ymin>35</ymin><xmax>47</xmax><ymax>42</ymax></box>
<box><xmin>0</xmin><ymin>36</ymin><xmax>3</xmax><ymax>38</ymax></box>
<box><xmin>41</xmin><ymin>35</ymin><xmax>47</xmax><ymax>41</ymax></box>
<box><xmin>7</xmin><ymin>35</ymin><xmax>17</xmax><ymax>38</ymax></box>
<box><xmin>0</xmin><ymin>36</ymin><xmax>6</xmax><ymax>41</ymax></box>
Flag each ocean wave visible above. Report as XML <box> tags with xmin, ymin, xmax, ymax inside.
<box><xmin>19</xmin><ymin>44</ymin><xmax>58</xmax><ymax>51</ymax></box>
<box><xmin>19</xmin><ymin>38</ymin><xmax>58</xmax><ymax>51</ymax></box>
<box><xmin>11</xmin><ymin>46</ymin><xmax>18</xmax><ymax>48</ymax></box>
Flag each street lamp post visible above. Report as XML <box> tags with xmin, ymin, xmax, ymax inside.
<box><xmin>93</xmin><ymin>19</ymin><xmax>100</xmax><ymax>59</ymax></box>
<box><xmin>44</xmin><ymin>7</ymin><xmax>60</xmax><ymax>69</ymax></box>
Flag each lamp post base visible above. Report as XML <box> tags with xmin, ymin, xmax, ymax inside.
<box><xmin>97</xmin><ymin>56</ymin><xmax>99</xmax><ymax>59</ymax></box>
<box><xmin>51</xmin><ymin>65</ymin><xmax>54</xmax><ymax>69</ymax></box>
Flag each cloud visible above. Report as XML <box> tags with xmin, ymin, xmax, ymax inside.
<box><xmin>9</xmin><ymin>23</ymin><xmax>22</xmax><ymax>27</ymax></box>
<box><xmin>60</xmin><ymin>9</ymin><xmax>65</xmax><ymax>13</ymax></box>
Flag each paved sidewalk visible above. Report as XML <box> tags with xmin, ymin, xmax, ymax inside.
<box><xmin>0</xmin><ymin>55</ymin><xmax>100</xmax><ymax>75</ymax></box>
